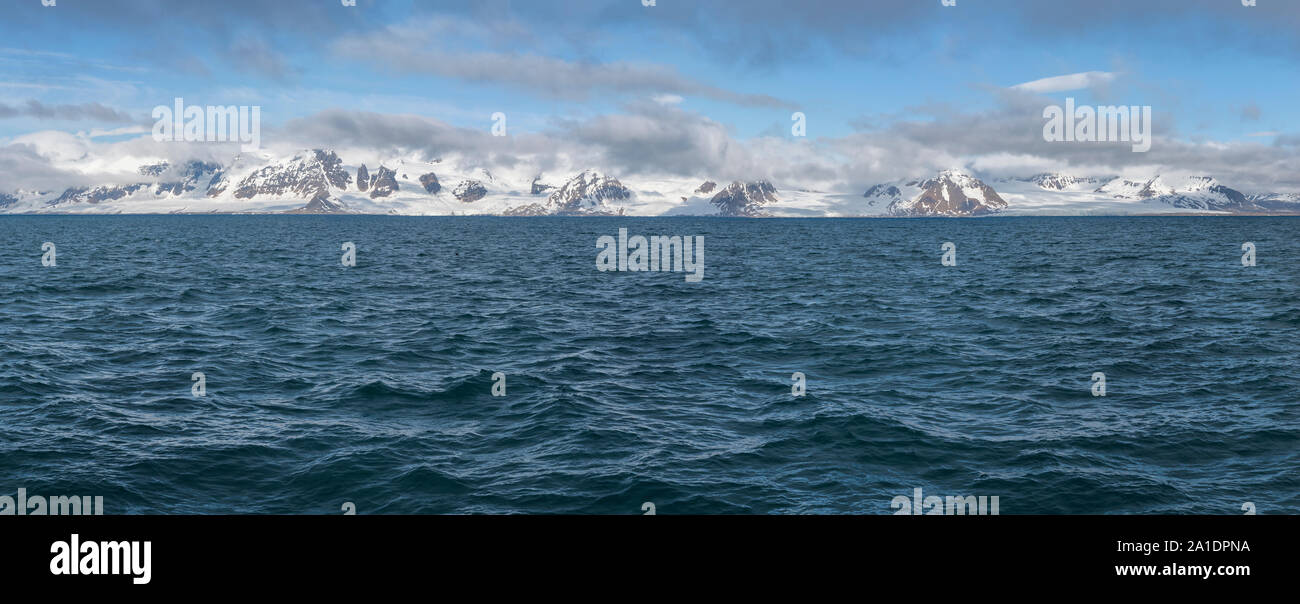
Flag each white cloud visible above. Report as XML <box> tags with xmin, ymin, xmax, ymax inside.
<box><xmin>84</xmin><ymin>125</ymin><xmax>151</xmax><ymax>138</ymax></box>
<box><xmin>1011</xmin><ymin>71</ymin><xmax>1118</xmax><ymax>94</ymax></box>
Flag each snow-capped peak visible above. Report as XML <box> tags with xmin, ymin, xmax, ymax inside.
<box><xmin>864</xmin><ymin>169</ymin><xmax>1007</xmax><ymax>217</ymax></box>
<box><xmin>546</xmin><ymin>170</ymin><xmax>632</xmax><ymax>214</ymax></box>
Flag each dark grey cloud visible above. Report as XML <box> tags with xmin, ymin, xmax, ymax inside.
<box><xmin>0</xmin><ymin>143</ymin><xmax>98</xmax><ymax>192</ymax></box>
<box><xmin>3</xmin><ymin>0</ymin><xmax>383</xmax><ymax>80</ymax></box>
<box><xmin>243</xmin><ymin>91</ymin><xmax>1300</xmax><ymax>195</ymax></box>
<box><xmin>1275</xmin><ymin>134</ymin><xmax>1300</xmax><ymax>148</ymax></box>
<box><xmin>6</xmin><ymin>97</ymin><xmax>1300</xmax><ymax>197</ymax></box>
<box><xmin>226</xmin><ymin>36</ymin><xmax>297</xmax><ymax>82</ymax></box>
<box><xmin>9</xmin><ymin>0</ymin><xmax>1300</xmax><ymax>87</ymax></box>
<box><xmin>4</xmin><ymin>0</ymin><xmax>374</xmax><ymax>35</ymax></box>
<box><xmin>271</xmin><ymin>105</ymin><xmax>764</xmax><ymax>180</ymax></box>
<box><xmin>834</xmin><ymin>87</ymin><xmax>1300</xmax><ymax>193</ymax></box>
<box><xmin>552</xmin><ymin>102</ymin><xmax>755</xmax><ymax>178</ymax></box>
<box><xmin>1014</xmin><ymin>0</ymin><xmax>1300</xmax><ymax>34</ymax></box>
<box><xmin>401</xmin><ymin>0</ymin><xmax>1300</xmax><ymax>69</ymax></box>
<box><xmin>402</xmin><ymin>0</ymin><xmax>932</xmax><ymax>69</ymax></box>
<box><xmin>0</xmin><ymin>100</ymin><xmax>136</xmax><ymax>123</ymax></box>
<box><xmin>10</xmin><ymin>0</ymin><xmax>1296</xmax><ymax>113</ymax></box>
<box><xmin>331</xmin><ymin>24</ymin><xmax>794</xmax><ymax>108</ymax></box>
<box><xmin>272</xmin><ymin>109</ymin><xmax>576</xmax><ymax>176</ymax></box>
<box><xmin>275</xmin><ymin>110</ymin><xmax>496</xmax><ymax>156</ymax></box>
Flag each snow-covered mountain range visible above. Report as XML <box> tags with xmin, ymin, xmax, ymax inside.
<box><xmin>862</xmin><ymin>169</ymin><xmax>1007</xmax><ymax>217</ymax></box>
<box><xmin>2</xmin><ymin>149</ymin><xmax>1297</xmax><ymax>217</ymax></box>
<box><xmin>985</xmin><ymin>172</ymin><xmax>1280</xmax><ymax>215</ymax></box>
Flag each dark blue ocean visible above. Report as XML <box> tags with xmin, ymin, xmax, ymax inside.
<box><xmin>1</xmin><ymin>215</ymin><xmax>1296</xmax><ymax>514</ymax></box>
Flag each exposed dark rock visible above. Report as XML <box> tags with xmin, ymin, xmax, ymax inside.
<box><xmin>531</xmin><ymin>176</ymin><xmax>554</xmax><ymax>195</ymax></box>
<box><xmin>368</xmin><ymin>166</ymin><xmax>399</xmax><ymax>199</ymax></box>
<box><xmin>50</xmin><ymin>184</ymin><xmax>149</xmax><ymax>206</ymax></box>
<box><xmin>286</xmin><ymin>194</ymin><xmax>349</xmax><ymax>214</ymax></box>
<box><xmin>138</xmin><ymin>162</ymin><xmax>169</xmax><ymax>177</ymax></box>
<box><xmin>502</xmin><ymin>203</ymin><xmax>551</xmax><ymax>216</ymax></box>
<box><xmin>711</xmin><ymin>180</ymin><xmax>778</xmax><ymax>217</ymax></box>
<box><xmin>419</xmin><ymin>172</ymin><xmax>441</xmax><ymax>194</ymax></box>
<box><xmin>888</xmin><ymin>170</ymin><xmax>1007</xmax><ymax>217</ymax></box>
<box><xmin>231</xmin><ymin>150</ymin><xmax>351</xmax><ymax>200</ymax></box>
<box><xmin>1159</xmin><ymin>178</ymin><xmax>1257</xmax><ymax>211</ymax></box>
<box><xmin>1247</xmin><ymin>192</ymin><xmax>1300</xmax><ymax>212</ymax></box>
<box><xmin>205</xmin><ymin>171</ymin><xmax>227</xmax><ymax>197</ymax></box>
<box><xmin>547</xmin><ymin>170</ymin><xmax>630</xmax><ymax>214</ymax></box>
<box><xmin>863</xmin><ymin>184</ymin><xmax>901</xmax><ymax>199</ymax></box>
<box><xmin>453</xmin><ymin>180</ymin><xmax>487</xmax><ymax>203</ymax></box>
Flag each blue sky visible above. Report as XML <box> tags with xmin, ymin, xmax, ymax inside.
<box><xmin>1</xmin><ymin>0</ymin><xmax>1298</xmax><ymax>191</ymax></box>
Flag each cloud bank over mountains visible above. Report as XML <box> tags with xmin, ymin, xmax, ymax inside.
<box><xmin>1</xmin><ymin>0</ymin><xmax>1298</xmax><ymax>201</ymax></box>
<box><xmin>7</xmin><ymin>86</ymin><xmax>1296</xmax><ymax>200</ymax></box>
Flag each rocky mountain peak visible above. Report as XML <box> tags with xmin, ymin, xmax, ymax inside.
<box><xmin>368</xmin><ymin>166</ymin><xmax>399</xmax><ymax>199</ymax></box>
<box><xmin>711</xmin><ymin>180</ymin><xmax>778</xmax><ymax>217</ymax></box>
<box><xmin>887</xmin><ymin>170</ymin><xmax>1007</xmax><ymax>216</ymax></box>
<box><xmin>1028</xmin><ymin>173</ymin><xmax>1079</xmax><ymax>190</ymax></box>
<box><xmin>1094</xmin><ymin>174</ymin><xmax>1255</xmax><ymax>211</ymax></box>
<box><xmin>453</xmin><ymin>180</ymin><xmax>487</xmax><ymax>202</ymax></box>
<box><xmin>547</xmin><ymin>170</ymin><xmax>631</xmax><ymax>214</ymax></box>
<box><xmin>228</xmin><ymin>149</ymin><xmax>351</xmax><ymax>201</ymax></box>
<box><xmin>862</xmin><ymin>183</ymin><xmax>903</xmax><ymax>206</ymax></box>
<box><xmin>138</xmin><ymin>162</ymin><xmax>169</xmax><ymax>177</ymax></box>
<box><xmin>1247</xmin><ymin>192</ymin><xmax>1300</xmax><ymax>212</ymax></box>
<box><xmin>286</xmin><ymin>194</ymin><xmax>349</xmax><ymax>214</ymax></box>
